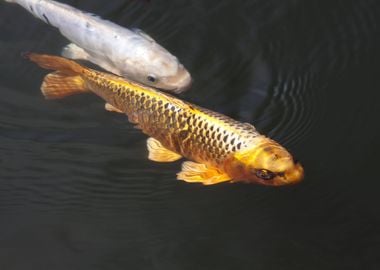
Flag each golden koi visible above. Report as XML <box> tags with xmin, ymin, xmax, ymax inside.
<box><xmin>26</xmin><ymin>53</ymin><xmax>304</xmax><ymax>186</ymax></box>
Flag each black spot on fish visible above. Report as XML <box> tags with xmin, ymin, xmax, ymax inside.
<box><xmin>29</xmin><ymin>5</ymin><xmax>34</xmax><ymax>12</ymax></box>
<box><xmin>264</xmin><ymin>146</ymin><xmax>273</xmax><ymax>152</ymax></box>
<box><xmin>86</xmin><ymin>22</ymin><xmax>91</xmax><ymax>28</ymax></box>
<box><xmin>237</xmin><ymin>142</ymin><xmax>242</xmax><ymax>150</ymax></box>
<box><xmin>163</xmin><ymin>110</ymin><xmax>170</xmax><ymax>118</ymax></box>
<box><xmin>42</xmin><ymin>14</ymin><xmax>51</xmax><ymax>25</ymax></box>
<box><xmin>223</xmin><ymin>134</ymin><xmax>229</xmax><ymax>143</ymax></box>
<box><xmin>178</xmin><ymin>130</ymin><xmax>188</xmax><ymax>141</ymax></box>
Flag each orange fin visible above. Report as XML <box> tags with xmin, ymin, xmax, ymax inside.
<box><xmin>177</xmin><ymin>161</ymin><xmax>231</xmax><ymax>185</ymax></box>
<box><xmin>25</xmin><ymin>52</ymin><xmax>83</xmax><ymax>75</ymax></box>
<box><xmin>147</xmin><ymin>137</ymin><xmax>182</xmax><ymax>162</ymax></box>
<box><xmin>41</xmin><ymin>71</ymin><xmax>88</xmax><ymax>99</ymax></box>
<box><xmin>105</xmin><ymin>103</ymin><xmax>123</xmax><ymax>113</ymax></box>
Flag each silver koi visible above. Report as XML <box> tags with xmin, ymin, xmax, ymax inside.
<box><xmin>4</xmin><ymin>0</ymin><xmax>192</xmax><ymax>92</ymax></box>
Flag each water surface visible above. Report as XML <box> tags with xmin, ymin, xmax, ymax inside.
<box><xmin>0</xmin><ymin>0</ymin><xmax>380</xmax><ymax>269</ymax></box>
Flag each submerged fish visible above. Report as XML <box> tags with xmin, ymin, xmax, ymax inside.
<box><xmin>4</xmin><ymin>0</ymin><xmax>191</xmax><ymax>92</ymax></box>
<box><xmin>26</xmin><ymin>53</ymin><xmax>304</xmax><ymax>186</ymax></box>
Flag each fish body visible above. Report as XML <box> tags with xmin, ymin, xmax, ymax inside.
<box><xmin>5</xmin><ymin>0</ymin><xmax>191</xmax><ymax>92</ymax></box>
<box><xmin>27</xmin><ymin>53</ymin><xmax>304</xmax><ymax>186</ymax></box>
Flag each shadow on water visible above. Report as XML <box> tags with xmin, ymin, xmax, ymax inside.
<box><xmin>1</xmin><ymin>0</ymin><xmax>380</xmax><ymax>269</ymax></box>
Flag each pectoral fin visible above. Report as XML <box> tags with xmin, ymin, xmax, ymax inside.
<box><xmin>147</xmin><ymin>138</ymin><xmax>182</xmax><ymax>162</ymax></box>
<box><xmin>105</xmin><ymin>103</ymin><xmax>123</xmax><ymax>113</ymax></box>
<box><xmin>62</xmin><ymin>43</ymin><xmax>90</xmax><ymax>60</ymax></box>
<box><xmin>62</xmin><ymin>43</ymin><xmax>122</xmax><ymax>76</ymax></box>
<box><xmin>177</xmin><ymin>161</ymin><xmax>231</xmax><ymax>185</ymax></box>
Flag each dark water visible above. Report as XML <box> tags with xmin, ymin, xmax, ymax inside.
<box><xmin>1</xmin><ymin>0</ymin><xmax>380</xmax><ymax>269</ymax></box>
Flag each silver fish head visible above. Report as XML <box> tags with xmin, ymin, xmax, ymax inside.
<box><xmin>154</xmin><ymin>63</ymin><xmax>192</xmax><ymax>94</ymax></box>
<box><xmin>122</xmin><ymin>38</ymin><xmax>192</xmax><ymax>93</ymax></box>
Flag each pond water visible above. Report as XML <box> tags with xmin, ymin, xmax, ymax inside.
<box><xmin>0</xmin><ymin>0</ymin><xmax>379</xmax><ymax>269</ymax></box>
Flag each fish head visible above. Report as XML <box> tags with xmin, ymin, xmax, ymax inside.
<box><xmin>153</xmin><ymin>62</ymin><xmax>192</xmax><ymax>94</ymax></box>
<box><xmin>224</xmin><ymin>138</ymin><xmax>304</xmax><ymax>186</ymax></box>
<box><xmin>122</xmin><ymin>40</ymin><xmax>192</xmax><ymax>93</ymax></box>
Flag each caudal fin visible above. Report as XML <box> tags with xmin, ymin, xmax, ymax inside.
<box><xmin>25</xmin><ymin>52</ymin><xmax>89</xmax><ymax>99</ymax></box>
<box><xmin>25</xmin><ymin>52</ymin><xmax>83</xmax><ymax>75</ymax></box>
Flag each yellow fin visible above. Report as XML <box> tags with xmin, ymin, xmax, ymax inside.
<box><xmin>177</xmin><ymin>161</ymin><xmax>231</xmax><ymax>185</ymax></box>
<box><xmin>147</xmin><ymin>137</ymin><xmax>182</xmax><ymax>162</ymax></box>
<box><xmin>41</xmin><ymin>71</ymin><xmax>88</xmax><ymax>99</ymax></box>
<box><xmin>105</xmin><ymin>103</ymin><xmax>123</xmax><ymax>113</ymax></box>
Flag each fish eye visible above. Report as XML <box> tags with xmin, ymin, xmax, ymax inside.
<box><xmin>147</xmin><ymin>75</ymin><xmax>157</xmax><ymax>83</ymax></box>
<box><xmin>255</xmin><ymin>169</ymin><xmax>275</xmax><ymax>180</ymax></box>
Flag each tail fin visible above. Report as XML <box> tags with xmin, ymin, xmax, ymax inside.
<box><xmin>25</xmin><ymin>52</ymin><xmax>83</xmax><ymax>75</ymax></box>
<box><xmin>25</xmin><ymin>53</ymin><xmax>89</xmax><ymax>99</ymax></box>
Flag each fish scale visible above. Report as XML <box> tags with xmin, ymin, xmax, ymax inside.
<box><xmin>27</xmin><ymin>53</ymin><xmax>304</xmax><ymax>186</ymax></box>
<box><xmin>81</xmin><ymin>68</ymin><xmax>260</xmax><ymax>166</ymax></box>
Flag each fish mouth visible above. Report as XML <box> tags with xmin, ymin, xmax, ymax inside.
<box><xmin>160</xmin><ymin>65</ymin><xmax>192</xmax><ymax>93</ymax></box>
<box><xmin>280</xmin><ymin>162</ymin><xmax>304</xmax><ymax>185</ymax></box>
<box><xmin>169</xmin><ymin>79</ymin><xmax>193</xmax><ymax>94</ymax></box>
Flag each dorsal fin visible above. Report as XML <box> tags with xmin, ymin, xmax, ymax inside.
<box><xmin>132</xmin><ymin>28</ymin><xmax>156</xmax><ymax>43</ymax></box>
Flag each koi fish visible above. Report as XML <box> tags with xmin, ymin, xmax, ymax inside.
<box><xmin>26</xmin><ymin>53</ymin><xmax>304</xmax><ymax>186</ymax></box>
<box><xmin>4</xmin><ymin>0</ymin><xmax>191</xmax><ymax>92</ymax></box>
